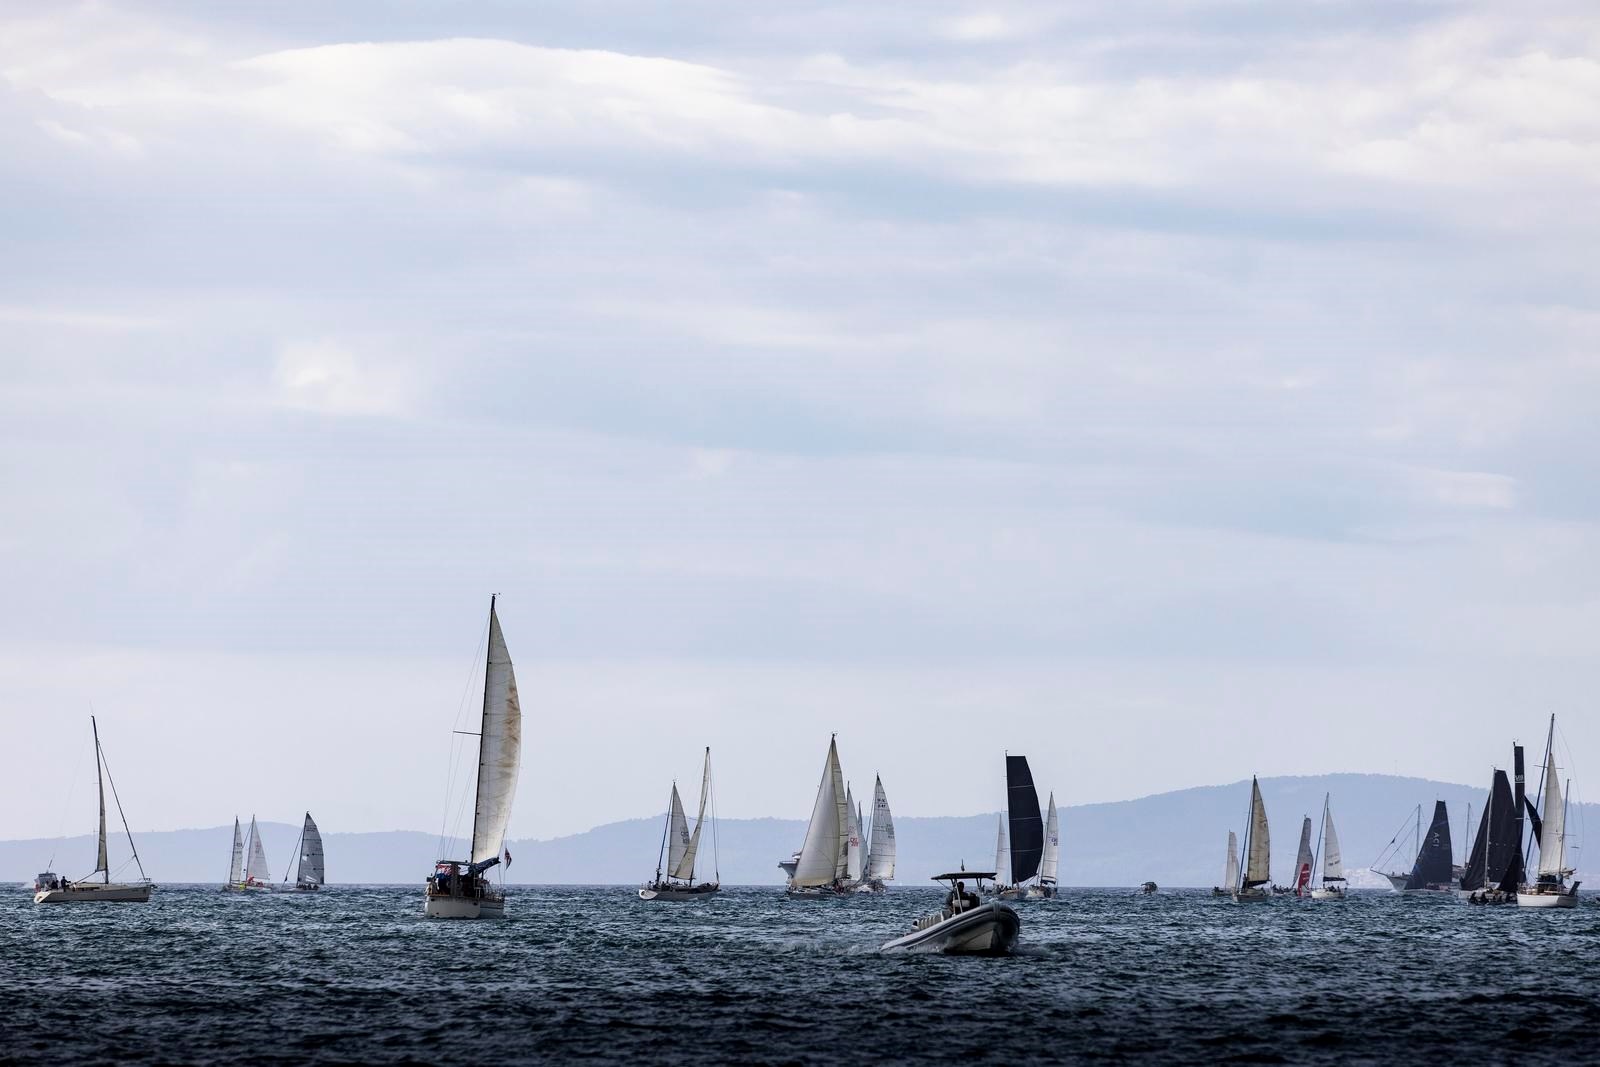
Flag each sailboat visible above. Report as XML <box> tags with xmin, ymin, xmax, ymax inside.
<box><xmin>34</xmin><ymin>717</ymin><xmax>154</xmax><ymax>904</ymax></box>
<box><xmin>225</xmin><ymin>815</ymin><xmax>273</xmax><ymax>891</ymax></box>
<box><xmin>994</xmin><ymin>754</ymin><xmax>1044</xmax><ymax>900</ymax></box>
<box><xmin>1309</xmin><ymin>795</ymin><xmax>1346</xmax><ymax>900</ymax></box>
<box><xmin>855</xmin><ymin>775</ymin><xmax>896</xmax><ymax>893</ymax></box>
<box><xmin>1212</xmin><ymin>831</ymin><xmax>1239</xmax><ymax>897</ymax></box>
<box><xmin>844</xmin><ymin>784</ymin><xmax>864</xmax><ymax>888</ymax></box>
<box><xmin>991</xmin><ymin>815</ymin><xmax>1010</xmax><ymax>896</ymax></box>
<box><xmin>1232</xmin><ymin>776</ymin><xmax>1271</xmax><ymax>903</ymax></box>
<box><xmin>786</xmin><ymin>735</ymin><xmax>850</xmax><ymax>896</ymax></box>
<box><xmin>1458</xmin><ymin>744</ymin><xmax>1526</xmax><ymax>905</ymax></box>
<box><xmin>285</xmin><ymin>812</ymin><xmax>324</xmax><ymax>891</ymax></box>
<box><xmin>640</xmin><ymin>747</ymin><xmax>720</xmax><ymax>900</ymax></box>
<box><xmin>1285</xmin><ymin>815</ymin><xmax>1314</xmax><ymax>896</ymax></box>
<box><xmin>1025</xmin><ymin>792</ymin><xmax>1060</xmax><ymax>899</ymax></box>
<box><xmin>1402</xmin><ymin>801</ymin><xmax>1454</xmax><ymax>893</ymax></box>
<box><xmin>1518</xmin><ymin>741</ymin><xmax>1579</xmax><ymax>908</ymax></box>
<box><xmin>424</xmin><ymin>596</ymin><xmax>522</xmax><ymax>919</ymax></box>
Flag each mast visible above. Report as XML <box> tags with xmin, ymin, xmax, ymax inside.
<box><xmin>92</xmin><ymin>717</ymin><xmax>147</xmax><ymax>883</ymax></box>
<box><xmin>469</xmin><ymin>594</ymin><xmax>496</xmax><ymax>861</ymax></box>
<box><xmin>1313</xmin><ymin>794</ymin><xmax>1327</xmax><ymax>889</ymax></box>
<box><xmin>653</xmin><ymin>784</ymin><xmax>671</xmax><ymax>884</ymax></box>
<box><xmin>1238</xmin><ymin>782</ymin><xmax>1254</xmax><ymax>892</ymax></box>
<box><xmin>93</xmin><ymin>716</ymin><xmax>108</xmax><ymax>883</ymax></box>
<box><xmin>286</xmin><ymin>816</ymin><xmax>308</xmax><ymax>885</ymax></box>
<box><xmin>1525</xmin><ymin>714</ymin><xmax>1556</xmax><ymax>874</ymax></box>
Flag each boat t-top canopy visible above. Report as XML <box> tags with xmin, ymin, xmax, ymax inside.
<box><xmin>932</xmin><ymin>871</ymin><xmax>996</xmax><ymax>882</ymax></box>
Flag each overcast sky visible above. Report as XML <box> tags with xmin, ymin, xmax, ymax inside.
<box><xmin>3</xmin><ymin>1</ymin><xmax>1598</xmax><ymax>845</ymax></box>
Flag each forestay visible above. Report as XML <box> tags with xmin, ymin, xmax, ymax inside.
<box><xmin>471</xmin><ymin>600</ymin><xmax>522</xmax><ymax>866</ymax></box>
<box><xmin>793</xmin><ymin>737</ymin><xmax>848</xmax><ymax>886</ymax></box>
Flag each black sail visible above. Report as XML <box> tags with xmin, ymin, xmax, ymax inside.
<box><xmin>1006</xmin><ymin>755</ymin><xmax>1044</xmax><ymax>884</ymax></box>
<box><xmin>1403</xmin><ymin>801</ymin><xmax>1453</xmax><ymax>890</ymax></box>
<box><xmin>1460</xmin><ymin>770</ymin><xmax>1525</xmax><ymax>892</ymax></box>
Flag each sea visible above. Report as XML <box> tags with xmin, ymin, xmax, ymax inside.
<box><xmin>5</xmin><ymin>885</ymin><xmax>1599</xmax><ymax>1063</ymax></box>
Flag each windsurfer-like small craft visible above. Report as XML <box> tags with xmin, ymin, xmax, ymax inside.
<box><xmin>286</xmin><ymin>812</ymin><xmax>325</xmax><ymax>891</ymax></box>
<box><xmin>425</xmin><ymin>596</ymin><xmax>522</xmax><ymax>919</ymax></box>
<box><xmin>1232</xmin><ymin>776</ymin><xmax>1272</xmax><ymax>903</ymax></box>
<box><xmin>881</xmin><ymin>871</ymin><xmax>1020</xmax><ymax>956</ymax></box>
<box><xmin>640</xmin><ymin>748</ymin><xmax>720</xmax><ymax>900</ymax></box>
<box><xmin>34</xmin><ymin>717</ymin><xmax>153</xmax><ymax>904</ymax></box>
<box><xmin>225</xmin><ymin>815</ymin><xmax>273</xmax><ymax>892</ymax></box>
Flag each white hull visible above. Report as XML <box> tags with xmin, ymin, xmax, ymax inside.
<box><xmin>35</xmin><ymin>883</ymin><xmax>152</xmax><ymax>904</ymax></box>
<box><xmin>786</xmin><ymin>883</ymin><xmax>850</xmax><ymax>898</ymax></box>
<box><xmin>1024</xmin><ymin>884</ymin><xmax>1057</xmax><ymax>899</ymax></box>
<box><xmin>1310</xmin><ymin>887</ymin><xmax>1346</xmax><ymax>900</ymax></box>
<box><xmin>424</xmin><ymin>892</ymin><xmax>505</xmax><ymax>919</ymax></box>
<box><xmin>881</xmin><ymin>901</ymin><xmax>1020</xmax><ymax>956</ymax></box>
<box><xmin>224</xmin><ymin>883</ymin><xmax>273</xmax><ymax>894</ymax></box>
<box><xmin>639</xmin><ymin>883</ymin><xmax>720</xmax><ymax>901</ymax></box>
<box><xmin>1517</xmin><ymin>886</ymin><xmax>1579</xmax><ymax>909</ymax></box>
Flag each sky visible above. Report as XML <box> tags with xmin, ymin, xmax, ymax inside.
<box><xmin>3</xmin><ymin>1</ymin><xmax>1599</xmax><ymax>844</ymax></box>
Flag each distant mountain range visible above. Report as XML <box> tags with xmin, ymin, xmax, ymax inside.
<box><xmin>4</xmin><ymin>773</ymin><xmax>1586</xmax><ymax>887</ymax></box>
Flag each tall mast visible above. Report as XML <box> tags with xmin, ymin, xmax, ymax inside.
<box><xmin>654</xmin><ymin>784</ymin><xmax>672</xmax><ymax>885</ymax></box>
<box><xmin>1524</xmin><ymin>713</ymin><xmax>1556</xmax><ymax>873</ymax></box>
<box><xmin>1313</xmin><ymin>793</ymin><xmax>1327</xmax><ymax>888</ymax></box>
<box><xmin>1238</xmin><ymin>780</ymin><xmax>1254</xmax><ymax>892</ymax></box>
<box><xmin>469</xmin><ymin>594</ymin><xmax>495</xmax><ymax>862</ymax></box>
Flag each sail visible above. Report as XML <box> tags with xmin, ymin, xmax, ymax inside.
<box><xmin>471</xmin><ymin>599</ymin><xmax>522</xmax><ymax>865</ymax></box>
<box><xmin>670</xmin><ymin>749</ymin><xmax>711</xmax><ymax>882</ymax></box>
<box><xmin>228</xmin><ymin>818</ymin><xmax>244</xmax><ymax>884</ymax></box>
<box><xmin>793</xmin><ymin>737</ymin><xmax>848</xmax><ymax>886</ymax></box>
<box><xmin>1223</xmin><ymin>831</ymin><xmax>1239</xmax><ymax>888</ymax></box>
<box><xmin>1404</xmin><ymin>801</ymin><xmax>1453</xmax><ymax>890</ymax></box>
<box><xmin>1322</xmin><ymin>805</ymin><xmax>1344</xmax><ymax>882</ymax></box>
<box><xmin>1040</xmin><ymin>793</ymin><xmax>1060</xmax><ymax>884</ymax></box>
<box><xmin>994</xmin><ymin>815</ymin><xmax>1011</xmax><ymax>884</ymax></box>
<box><xmin>95</xmin><ymin>735</ymin><xmax>109</xmax><ymax>877</ymax></box>
<box><xmin>298</xmin><ymin>813</ymin><xmax>325</xmax><ymax>886</ymax></box>
<box><xmin>845</xmin><ymin>786</ymin><xmax>863</xmax><ymax>882</ymax></box>
<box><xmin>245</xmin><ymin>816</ymin><xmax>271</xmax><ymax>883</ymax></box>
<box><xmin>867</xmin><ymin>775</ymin><xmax>896</xmax><ymax>880</ymax></box>
<box><xmin>665</xmin><ymin>784</ymin><xmax>691</xmax><ymax>877</ymax></box>
<box><xmin>1006</xmin><ymin>755</ymin><xmax>1044</xmax><ymax>884</ymax></box>
<box><xmin>1243</xmin><ymin>778</ymin><xmax>1271</xmax><ymax>888</ymax></box>
<box><xmin>1460</xmin><ymin>770</ymin><xmax>1524</xmax><ymax>892</ymax></box>
<box><xmin>1293</xmin><ymin>816</ymin><xmax>1313</xmax><ymax>892</ymax></box>
<box><xmin>1537</xmin><ymin>752</ymin><xmax>1566</xmax><ymax>879</ymax></box>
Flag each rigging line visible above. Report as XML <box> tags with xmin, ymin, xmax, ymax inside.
<box><xmin>44</xmin><ymin>727</ymin><xmax>89</xmax><ymax>872</ymax></box>
<box><xmin>95</xmin><ymin>720</ymin><xmax>147</xmax><ymax>882</ymax></box>
<box><xmin>284</xmin><ymin>816</ymin><xmax>307</xmax><ymax>885</ymax></box>
<box><xmin>436</xmin><ymin>613</ymin><xmax>490</xmax><ymax>859</ymax></box>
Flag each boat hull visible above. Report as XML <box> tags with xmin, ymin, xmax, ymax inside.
<box><xmin>424</xmin><ymin>892</ymin><xmax>505</xmax><ymax>919</ymax></box>
<box><xmin>881</xmin><ymin>901</ymin><xmax>1020</xmax><ymax>956</ymax></box>
<box><xmin>1310</xmin><ymin>887</ymin><xmax>1346</xmax><ymax>900</ymax></box>
<box><xmin>35</xmin><ymin>883</ymin><xmax>152</xmax><ymax>904</ymax></box>
<box><xmin>1232</xmin><ymin>887</ymin><xmax>1271</xmax><ymax>903</ymax></box>
<box><xmin>1023</xmin><ymin>884</ymin><xmax>1056</xmax><ymax>899</ymax></box>
<box><xmin>639</xmin><ymin>883</ymin><xmax>720</xmax><ymax>901</ymax></box>
<box><xmin>1458</xmin><ymin>888</ymin><xmax>1514</xmax><ymax>905</ymax></box>
<box><xmin>1517</xmin><ymin>885</ymin><xmax>1580</xmax><ymax>909</ymax></box>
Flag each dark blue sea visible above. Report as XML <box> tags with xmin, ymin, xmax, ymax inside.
<box><xmin>5</xmin><ymin>885</ymin><xmax>1599</xmax><ymax>1063</ymax></box>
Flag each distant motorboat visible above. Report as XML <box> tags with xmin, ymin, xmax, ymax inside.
<box><xmin>34</xmin><ymin>717</ymin><xmax>154</xmax><ymax>905</ymax></box>
<box><xmin>1212</xmin><ymin>830</ymin><xmax>1239</xmax><ymax>897</ymax></box>
<box><xmin>640</xmin><ymin>747</ymin><xmax>720</xmax><ymax>901</ymax></box>
<box><xmin>1139</xmin><ymin>881</ymin><xmax>1158</xmax><ymax>895</ymax></box>
<box><xmin>1309</xmin><ymin>794</ymin><xmax>1347</xmax><ymax>900</ymax></box>
<box><xmin>1231</xmin><ymin>777</ymin><xmax>1272</xmax><ymax>903</ymax></box>
<box><xmin>1518</xmin><ymin>722</ymin><xmax>1580</xmax><ymax>909</ymax></box>
<box><xmin>881</xmin><ymin>870</ymin><xmax>1020</xmax><ymax>956</ymax></box>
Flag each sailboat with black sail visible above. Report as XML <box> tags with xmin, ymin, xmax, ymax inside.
<box><xmin>1518</xmin><ymin>730</ymin><xmax>1579</xmax><ymax>908</ymax></box>
<box><xmin>424</xmin><ymin>596</ymin><xmax>522</xmax><ymax>919</ymax></box>
<box><xmin>34</xmin><ymin>717</ymin><xmax>153</xmax><ymax>904</ymax></box>
<box><xmin>640</xmin><ymin>747</ymin><xmax>719</xmax><ymax>900</ymax></box>
<box><xmin>786</xmin><ymin>735</ymin><xmax>850</xmax><ymax>896</ymax></box>
<box><xmin>1402</xmin><ymin>801</ymin><xmax>1454</xmax><ymax>893</ymax></box>
<box><xmin>1232</xmin><ymin>777</ymin><xmax>1271</xmax><ymax>903</ymax></box>
<box><xmin>1458</xmin><ymin>744</ymin><xmax>1525</xmax><ymax>905</ymax></box>
<box><xmin>286</xmin><ymin>812</ymin><xmax>324</xmax><ymax>891</ymax></box>
<box><xmin>1310</xmin><ymin>795</ymin><xmax>1346</xmax><ymax>900</ymax></box>
<box><xmin>994</xmin><ymin>755</ymin><xmax>1044</xmax><ymax>900</ymax></box>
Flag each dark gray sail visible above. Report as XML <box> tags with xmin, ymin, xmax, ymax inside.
<box><xmin>1005</xmin><ymin>755</ymin><xmax>1044</xmax><ymax>884</ymax></box>
<box><xmin>1403</xmin><ymin>800</ymin><xmax>1452</xmax><ymax>890</ymax></box>
<box><xmin>1459</xmin><ymin>769</ymin><xmax>1525</xmax><ymax>892</ymax></box>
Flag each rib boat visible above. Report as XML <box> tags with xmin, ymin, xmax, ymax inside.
<box><xmin>640</xmin><ymin>747</ymin><xmax>720</xmax><ymax>900</ymax></box>
<box><xmin>34</xmin><ymin>717</ymin><xmax>153</xmax><ymax>904</ymax></box>
<box><xmin>881</xmin><ymin>871</ymin><xmax>1020</xmax><ymax>956</ymax></box>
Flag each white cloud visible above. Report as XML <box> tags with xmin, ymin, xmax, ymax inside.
<box><xmin>272</xmin><ymin>339</ymin><xmax>417</xmax><ymax>417</ymax></box>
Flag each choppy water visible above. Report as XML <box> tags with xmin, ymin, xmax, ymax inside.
<box><xmin>5</xmin><ymin>885</ymin><xmax>1600</xmax><ymax>1063</ymax></box>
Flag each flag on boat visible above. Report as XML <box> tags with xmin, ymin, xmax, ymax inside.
<box><xmin>504</xmin><ymin>849</ymin><xmax>512</xmax><ymax>869</ymax></box>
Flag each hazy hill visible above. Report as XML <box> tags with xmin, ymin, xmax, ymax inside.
<box><xmin>3</xmin><ymin>773</ymin><xmax>1582</xmax><ymax>887</ymax></box>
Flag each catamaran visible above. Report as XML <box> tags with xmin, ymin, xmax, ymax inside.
<box><xmin>1212</xmin><ymin>831</ymin><xmax>1239</xmax><ymax>897</ymax></box>
<box><xmin>424</xmin><ymin>596</ymin><xmax>522</xmax><ymax>919</ymax></box>
<box><xmin>1459</xmin><ymin>744</ymin><xmax>1526</xmax><ymax>905</ymax></box>
<box><xmin>994</xmin><ymin>754</ymin><xmax>1044</xmax><ymax>900</ymax></box>
<box><xmin>1232</xmin><ymin>776</ymin><xmax>1271</xmax><ymax>903</ymax></box>
<box><xmin>1309</xmin><ymin>794</ymin><xmax>1346</xmax><ymax>900</ymax></box>
<box><xmin>855</xmin><ymin>775</ymin><xmax>896</xmax><ymax>893</ymax></box>
<box><xmin>1025</xmin><ymin>792</ymin><xmax>1059</xmax><ymax>898</ymax></box>
<box><xmin>640</xmin><ymin>747</ymin><xmax>720</xmax><ymax>900</ymax></box>
<box><xmin>786</xmin><ymin>735</ymin><xmax>851</xmax><ymax>896</ymax></box>
<box><xmin>285</xmin><ymin>812</ymin><xmax>324</xmax><ymax>891</ymax></box>
<box><xmin>225</xmin><ymin>815</ymin><xmax>273</xmax><ymax>891</ymax></box>
<box><xmin>1519</xmin><ymin>723</ymin><xmax>1579</xmax><ymax>908</ymax></box>
<box><xmin>34</xmin><ymin>717</ymin><xmax>154</xmax><ymax>904</ymax></box>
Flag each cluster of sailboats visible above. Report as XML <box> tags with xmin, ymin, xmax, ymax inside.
<box><xmin>778</xmin><ymin>736</ymin><xmax>896</xmax><ymax>896</ymax></box>
<box><xmin>224</xmin><ymin>813</ymin><xmax>325</xmax><ymax>892</ymax></box>
<box><xmin>1217</xmin><ymin>717</ymin><xmax>1580</xmax><ymax>909</ymax></box>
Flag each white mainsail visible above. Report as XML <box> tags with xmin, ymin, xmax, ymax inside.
<box><xmin>298</xmin><ymin>813</ymin><xmax>325</xmax><ymax>886</ymax></box>
<box><xmin>1538</xmin><ymin>752</ymin><xmax>1567</xmax><ymax>878</ymax></box>
<box><xmin>245</xmin><ymin>816</ymin><xmax>271</xmax><ymax>883</ymax></box>
<box><xmin>665</xmin><ymin>784</ymin><xmax>692</xmax><ymax>878</ymax></box>
<box><xmin>867</xmin><ymin>775</ymin><xmax>896</xmax><ymax>881</ymax></box>
<box><xmin>845</xmin><ymin>785</ymin><xmax>863</xmax><ymax>882</ymax></box>
<box><xmin>994</xmin><ymin>814</ymin><xmax>1011</xmax><ymax>885</ymax></box>
<box><xmin>670</xmin><ymin>749</ymin><xmax>712</xmax><ymax>881</ymax></box>
<box><xmin>1223</xmin><ymin>830</ymin><xmax>1239</xmax><ymax>888</ymax></box>
<box><xmin>471</xmin><ymin>600</ymin><xmax>522</xmax><ymax>865</ymax></box>
<box><xmin>228</xmin><ymin>818</ymin><xmax>244</xmax><ymax>884</ymax></box>
<box><xmin>1040</xmin><ymin>792</ymin><xmax>1060</xmax><ymax>885</ymax></box>
<box><xmin>1244</xmin><ymin>778</ymin><xmax>1271</xmax><ymax>887</ymax></box>
<box><xmin>793</xmin><ymin>737</ymin><xmax>848</xmax><ymax>886</ymax></box>
<box><xmin>1322</xmin><ymin>804</ymin><xmax>1344</xmax><ymax>882</ymax></box>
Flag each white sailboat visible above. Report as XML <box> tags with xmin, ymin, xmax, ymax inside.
<box><xmin>786</xmin><ymin>735</ymin><xmax>850</xmax><ymax>897</ymax></box>
<box><xmin>991</xmin><ymin>815</ymin><xmax>1011</xmax><ymax>895</ymax></box>
<box><xmin>1310</xmin><ymin>794</ymin><xmax>1346</xmax><ymax>900</ymax></box>
<box><xmin>1232</xmin><ymin>776</ymin><xmax>1271</xmax><ymax>903</ymax></box>
<box><xmin>34</xmin><ymin>717</ymin><xmax>154</xmax><ymax>904</ymax></box>
<box><xmin>640</xmin><ymin>747</ymin><xmax>720</xmax><ymax>900</ymax></box>
<box><xmin>287</xmin><ymin>812</ymin><xmax>324</xmax><ymax>891</ymax></box>
<box><xmin>858</xmin><ymin>775</ymin><xmax>896</xmax><ymax>893</ymax></box>
<box><xmin>223</xmin><ymin>817</ymin><xmax>245</xmax><ymax>891</ymax></box>
<box><xmin>1026</xmin><ymin>792</ymin><xmax>1060</xmax><ymax>899</ymax></box>
<box><xmin>425</xmin><ymin>596</ymin><xmax>522</xmax><ymax>919</ymax></box>
<box><xmin>845</xmin><ymin>784</ymin><xmax>864</xmax><ymax>887</ymax></box>
<box><xmin>1519</xmin><ymin>745</ymin><xmax>1579</xmax><ymax>908</ymax></box>
<box><xmin>226</xmin><ymin>815</ymin><xmax>274</xmax><ymax>892</ymax></box>
<box><xmin>1286</xmin><ymin>815</ymin><xmax>1313</xmax><ymax>896</ymax></box>
<box><xmin>1212</xmin><ymin>831</ymin><xmax>1239</xmax><ymax>897</ymax></box>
